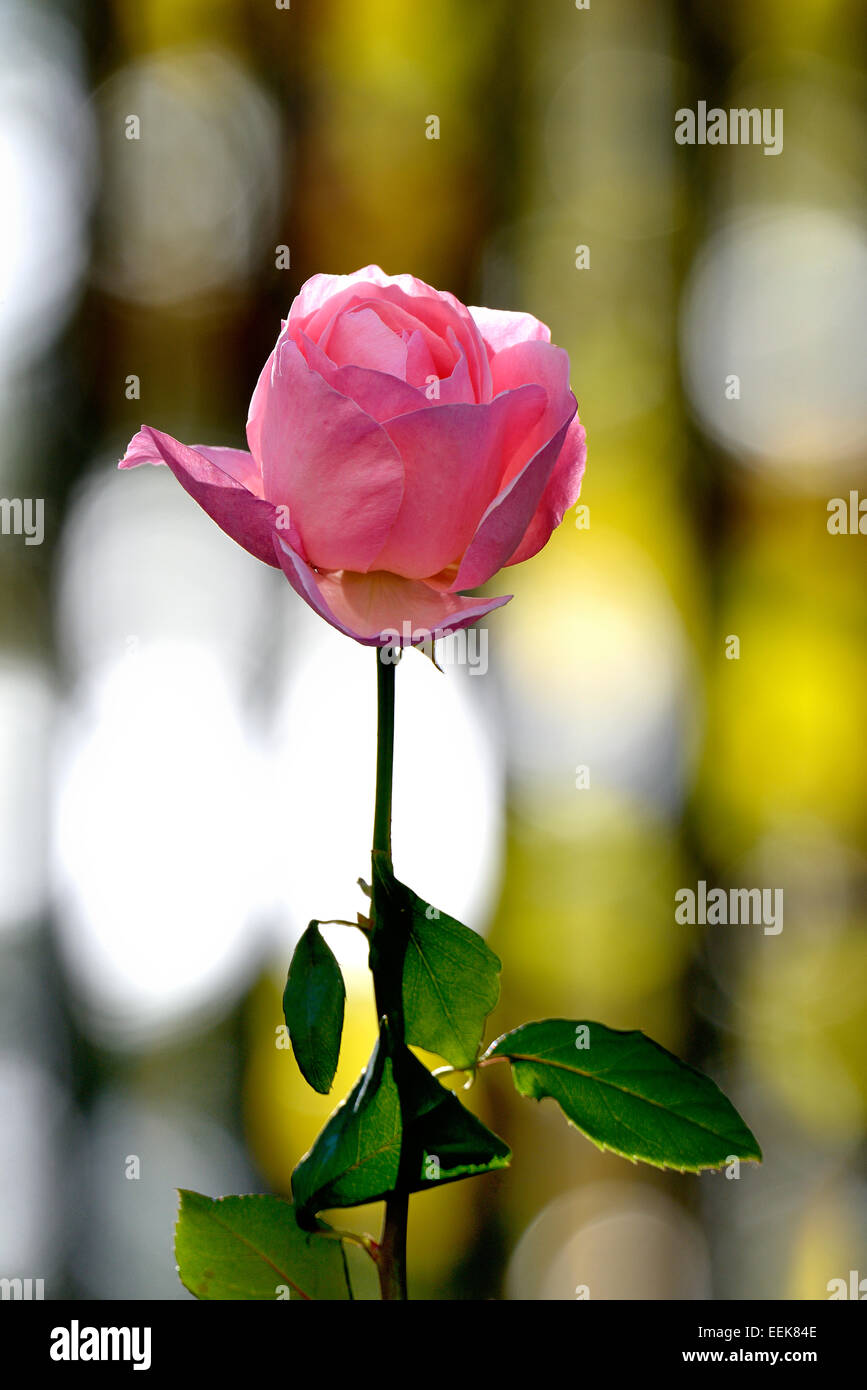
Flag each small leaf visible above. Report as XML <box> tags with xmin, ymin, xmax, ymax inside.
<box><xmin>292</xmin><ymin>1025</ymin><xmax>510</xmax><ymax>1220</ymax></box>
<box><xmin>174</xmin><ymin>1191</ymin><xmax>352</xmax><ymax>1300</ymax></box>
<box><xmin>291</xmin><ymin>1026</ymin><xmax>402</xmax><ymax>1217</ymax></box>
<box><xmin>283</xmin><ymin>922</ymin><xmax>346</xmax><ymax>1094</ymax></box>
<box><xmin>484</xmin><ymin>1020</ymin><xmax>762</xmax><ymax>1173</ymax></box>
<box><xmin>401</xmin><ymin>1047</ymin><xmax>511</xmax><ymax>1188</ymax></box>
<box><xmin>372</xmin><ymin>856</ymin><xmax>501</xmax><ymax>1068</ymax></box>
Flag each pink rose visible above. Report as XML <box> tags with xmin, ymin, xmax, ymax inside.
<box><xmin>120</xmin><ymin>266</ymin><xmax>586</xmax><ymax>644</ymax></box>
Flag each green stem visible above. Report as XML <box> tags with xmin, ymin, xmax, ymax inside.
<box><xmin>370</xmin><ymin>652</ymin><xmax>409</xmax><ymax>1301</ymax></box>
<box><xmin>373</xmin><ymin>655</ymin><xmax>395</xmax><ymax>864</ymax></box>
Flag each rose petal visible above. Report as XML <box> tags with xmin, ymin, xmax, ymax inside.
<box><xmin>504</xmin><ymin>413</ymin><xmax>587</xmax><ymax>567</ymax></box>
<box><xmin>245</xmin><ymin>329</ymin><xmax>284</xmax><ymax>470</ymax></box>
<box><xmin>257</xmin><ymin>338</ymin><xmax>405</xmax><ymax>572</ymax></box>
<box><xmin>453</xmin><ymin>406</ymin><xmax>577</xmax><ymax>590</ymax></box>
<box><xmin>273</xmin><ymin>534</ymin><xmax>511</xmax><ymax>646</ymax></box>
<box><xmin>468</xmin><ymin>305</ymin><xmax>551</xmax><ymax>354</ymax></box>
<box><xmin>373</xmin><ymin>385</ymin><xmax>547</xmax><ymax>579</ymax></box>
<box><xmin>488</xmin><ymin>341</ymin><xmax>573</xmax><ymax>482</ymax></box>
<box><xmin>191</xmin><ymin>444</ymin><xmax>265</xmax><ymax>496</ymax></box>
<box><xmin>422</xmin><ymin>327</ymin><xmax>476</xmax><ymax>406</ymax></box>
<box><xmin>403</xmin><ymin>328</ymin><xmax>438</xmax><ymax>390</ymax></box>
<box><xmin>120</xmin><ymin>426</ymin><xmax>281</xmax><ymax>567</ymax></box>
<box><xmin>322</xmin><ymin>305</ymin><xmax>409</xmax><ymax>377</ymax></box>
<box><xmin>292</xmin><ymin>268</ymin><xmax>492</xmax><ymax>403</ymax></box>
<box><xmin>299</xmin><ymin>331</ymin><xmax>424</xmax><ymax>421</ymax></box>
<box><xmin>296</xmin><ymin>322</ymin><xmax>475</xmax><ymax>419</ymax></box>
<box><xmin>288</xmin><ymin>265</ymin><xmax>399</xmax><ymax>322</ymax></box>
<box><xmin>319</xmin><ymin>295</ymin><xmax>456</xmax><ymax>379</ymax></box>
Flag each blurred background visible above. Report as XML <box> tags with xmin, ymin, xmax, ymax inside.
<box><xmin>0</xmin><ymin>0</ymin><xmax>865</xmax><ymax>1300</ymax></box>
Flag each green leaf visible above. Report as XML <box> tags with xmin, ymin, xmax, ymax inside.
<box><xmin>371</xmin><ymin>856</ymin><xmax>501</xmax><ymax>1068</ymax></box>
<box><xmin>174</xmin><ymin>1191</ymin><xmax>353</xmax><ymax>1300</ymax></box>
<box><xmin>292</xmin><ymin>1025</ymin><xmax>510</xmax><ymax>1219</ymax></box>
<box><xmin>484</xmin><ymin>1020</ymin><xmax>762</xmax><ymax>1173</ymax></box>
<box><xmin>291</xmin><ymin>1026</ymin><xmax>402</xmax><ymax>1217</ymax></box>
<box><xmin>401</xmin><ymin>1047</ymin><xmax>511</xmax><ymax>1188</ymax></box>
<box><xmin>283</xmin><ymin>922</ymin><xmax>345</xmax><ymax>1094</ymax></box>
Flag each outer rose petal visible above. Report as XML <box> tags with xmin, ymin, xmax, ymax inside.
<box><xmin>504</xmin><ymin>413</ymin><xmax>587</xmax><ymax>568</ymax></box>
<box><xmin>120</xmin><ymin>426</ymin><xmax>282</xmax><ymax>567</ymax></box>
<box><xmin>273</xmin><ymin>534</ymin><xmax>511</xmax><ymax>646</ymax></box>
<box><xmin>246</xmin><ymin>339</ymin><xmax>277</xmax><ymax>468</ymax></box>
<box><xmin>468</xmin><ymin>305</ymin><xmax>551</xmax><ymax>354</ymax></box>
<box><xmin>453</xmin><ymin>407</ymin><xmax>576</xmax><ymax>590</ymax></box>
<box><xmin>191</xmin><ymin>444</ymin><xmax>265</xmax><ymax>496</ymax></box>
<box><xmin>257</xmin><ymin>337</ymin><xmax>405</xmax><ymax>572</ymax></box>
<box><xmin>487</xmin><ymin>340</ymin><xmax>574</xmax><ymax>482</ymax></box>
<box><xmin>373</xmin><ymin>386</ymin><xmax>547</xmax><ymax>579</ymax></box>
<box><xmin>451</xmin><ymin>343</ymin><xmax>581</xmax><ymax>589</ymax></box>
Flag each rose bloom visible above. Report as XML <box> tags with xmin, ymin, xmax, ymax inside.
<box><xmin>120</xmin><ymin>266</ymin><xmax>586</xmax><ymax>644</ymax></box>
